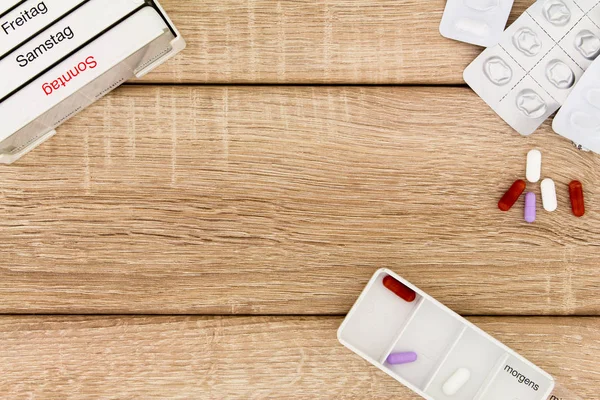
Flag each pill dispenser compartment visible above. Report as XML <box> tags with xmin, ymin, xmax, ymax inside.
<box><xmin>477</xmin><ymin>354</ymin><xmax>555</xmax><ymax>400</ymax></box>
<box><xmin>423</xmin><ymin>328</ymin><xmax>506</xmax><ymax>399</ymax></box>
<box><xmin>380</xmin><ymin>300</ymin><xmax>465</xmax><ymax>389</ymax></box>
<box><xmin>338</xmin><ymin>269</ymin><xmax>555</xmax><ymax>400</ymax></box>
<box><xmin>337</xmin><ymin>271</ymin><xmax>422</xmax><ymax>363</ymax></box>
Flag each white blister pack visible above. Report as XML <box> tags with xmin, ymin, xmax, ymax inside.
<box><xmin>338</xmin><ymin>269</ymin><xmax>555</xmax><ymax>400</ymax></box>
<box><xmin>440</xmin><ymin>0</ymin><xmax>515</xmax><ymax>47</ymax></box>
<box><xmin>553</xmin><ymin>55</ymin><xmax>600</xmax><ymax>152</ymax></box>
<box><xmin>464</xmin><ymin>0</ymin><xmax>600</xmax><ymax>136</ymax></box>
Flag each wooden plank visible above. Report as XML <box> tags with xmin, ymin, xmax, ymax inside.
<box><xmin>2</xmin><ymin>86</ymin><xmax>600</xmax><ymax>315</ymax></box>
<box><xmin>142</xmin><ymin>0</ymin><xmax>535</xmax><ymax>84</ymax></box>
<box><xmin>0</xmin><ymin>316</ymin><xmax>596</xmax><ymax>398</ymax></box>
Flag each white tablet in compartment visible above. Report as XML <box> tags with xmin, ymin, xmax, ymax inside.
<box><xmin>338</xmin><ymin>269</ymin><xmax>555</xmax><ymax>400</ymax></box>
<box><xmin>0</xmin><ymin>0</ymin><xmax>145</xmax><ymax>101</ymax></box>
<box><xmin>0</xmin><ymin>0</ymin><xmax>88</xmax><ymax>57</ymax></box>
<box><xmin>0</xmin><ymin>6</ymin><xmax>175</xmax><ymax>162</ymax></box>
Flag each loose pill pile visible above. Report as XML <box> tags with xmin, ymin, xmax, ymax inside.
<box><xmin>498</xmin><ymin>149</ymin><xmax>586</xmax><ymax>220</ymax></box>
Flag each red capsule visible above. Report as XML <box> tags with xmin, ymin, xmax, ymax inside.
<box><xmin>498</xmin><ymin>179</ymin><xmax>527</xmax><ymax>211</ymax></box>
<box><xmin>383</xmin><ymin>275</ymin><xmax>416</xmax><ymax>302</ymax></box>
<box><xmin>569</xmin><ymin>180</ymin><xmax>585</xmax><ymax>217</ymax></box>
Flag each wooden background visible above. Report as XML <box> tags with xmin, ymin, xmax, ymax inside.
<box><xmin>1</xmin><ymin>0</ymin><xmax>599</xmax><ymax>398</ymax></box>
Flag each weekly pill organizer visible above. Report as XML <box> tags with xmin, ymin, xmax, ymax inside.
<box><xmin>338</xmin><ymin>269</ymin><xmax>555</xmax><ymax>400</ymax></box>
<box><xmin>0</xmin><ymin>0</ymin><xmax>144</xmax><ymax>100</ymax></box>
<box><xmin>0</xmin><ymin>0</ymin><xmax>184</xmax><ymax>163</ymax></box>
<box><xmin>0</xmin><ymin>0</ymin><xmax>88</xmax><ymax>57</ymax></box>
<box><xmin>464</xmin><ymin>0</ymin><xmax>600</xmax><ymax>136</ymax></box>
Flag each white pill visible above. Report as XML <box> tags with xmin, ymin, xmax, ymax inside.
<box><xmin>541</xmin><ymin>178</ymin><xmax>558</xmax><ymax>212</ymax></box>
<box><xmin>442</xmin><ymin>368</ymin><xmax>471</xmax><ymax>396</ymax></box>
<box><xmin>526</xmin><ymin>149</ymin><xmax>542</xmax><ymax>183</ymax></box>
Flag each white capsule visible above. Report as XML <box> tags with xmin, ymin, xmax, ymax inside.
<box><xmin>526</xmin><ymin>149</ymin><xmax>542</xmax><ymax>183</ymax></box>
<box><xmin>442</xmin><ymin>368</ymin><xmax>471</xmax><ymax>396</ymax></box>
<box><xmin>541</xmin><ymin>178</ymin><xmax>558</xmax><ymax>212</ymax></box>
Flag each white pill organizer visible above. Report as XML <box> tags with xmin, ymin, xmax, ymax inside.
<box><xmin>338</xmin><ymin>269</ymin><xmax>555</xmax><ymax>400</ymax></box>
<box><xmin>440</xmin><ymin>0</ymin><xmax>515</xmax><ymax>47</ymax></box>
<box><xmin>0</xmin><ymin>1</ymin><xmax>24</xmax><ymax>16</ymax></box>
<box><xmin>0</xmin><ymin>0</ymin><xmax>143</xmax><ymax>100</ymax></box>
<box><xmin>0</xmin><ymin>0</ymin><xmax>88</xmax><ymax>57</ymax></box>
<box><xmin>553</xmin><ymin>54</ymin><xmax>600</xmax><ymax>153</ymax></box>
<box><xmin>464</xmin><ymin>0</ymin><xmax>600</xmax><ymax>136</ymax></box>
<box><xmin>0</xmin><ymin>0</ymin><xmax>184</xmax><ymax>164</ymax></box>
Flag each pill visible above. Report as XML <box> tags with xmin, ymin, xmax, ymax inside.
<box><xmin>526</xmin><ymin>149</ymin><xmax>542</xmax><ymax>183</ymax></box>
<box><xmin>498</xmin><ymin>179</ymin><xmax>526</xmax><ymax>211</ymax></box>
<box><xmin>569</xmin><ymin>180</ymin><xmax>585</xmax><ymax>217</ymax></box>
<box><xmin>443</xmin><ymin>368</ymin><xmax>471</xmax><ymax>396</ymax></box>
<box><xmin>383</xmin><ymin>275</ymin><xmax>416</xmax><ymax>302</ymax></box>
<box><xmin>540</xmin><ymin>178</ymin><xmax>558</xmax><ymax>212</ymax></box>
<box><xmin>386</xmin><ymin>352</ymin><xmax>418</xmax><ymax>365</ymax></box>
<box><xmin>524</xmin><ymin>192</ymin><xmax>536</xmax><ymax>223</ymax></box>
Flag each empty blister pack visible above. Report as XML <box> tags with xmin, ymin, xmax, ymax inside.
<box><xmin>553</xmin><ymin>55</ymin><xmax>600</xmax><ymax>152</ymax></box>
<box><xmin>464</xmin><ymin>0</ymin><xmax>600</xmax><ymax>136</ymax></box>
<box><xmin>440</xmin><ymin>0</ymin><xmax>515</xmax><ymax>47</ymax></box>
<box><xmin>338</xmin><ymin>269</ymin><xmax>555</xmax><ymax>400</ymax></box>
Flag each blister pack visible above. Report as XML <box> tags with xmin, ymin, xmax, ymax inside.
<box><xmin>464</xmin><ymin>0</ymin><xmax>600</xmax><ymax>136</ymax></box>
<box><xmin>553</xmin><ymin>54</ymin><xmax>600</xmax><ymax>152</ymax></box>
<box><xmin>440</xmin><ymin>0</ymin><xmax>515</xmax><ymax>47</ymax></box>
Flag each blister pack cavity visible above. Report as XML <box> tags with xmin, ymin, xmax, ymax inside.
<box><xmin>553</xmin><ymin>54</ymin><xmax>600</xmax><ymax>153</ymax></box>
<box><xmin>440</xmin><ymin>0</ymin><xmax>515</xmax><ymax>47</ymax></box>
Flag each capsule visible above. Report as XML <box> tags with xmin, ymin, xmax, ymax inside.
<box><xmin>526</xmin><ymin>149</ymin><xmax>542</xmax><ymax>183</ymax></box>
<box><xmin>524</xmin><ymin>192</ymin><xmax>536</xmax><ymax>223</ymax></box>
<box><xmin>540</xmin><ymin>178</ymin><xmax>557</xmax><ymax>212</ymax></box>
<box><xmin>383</xmin><ymin>275</ymin><xmax>416</xmax><ymax>302</ymax></box>
<box><xmin>569</xmin><ymin>180</ymin><xmax>585</xmax><ymax>217</ymax></box>
<box><xmin>498</xmin><ymin>179</ymin><xmax>526</xmax><ymax>211</ymax></box>
<box><xmin>443</xmin><ymin>368</ymin><xmax>471</xmax><ymax>396</ymax></box>
<box><xmin>386</xmin><ymin>352</ymin><xmax>418</xmax><ymax>365</ymax></box>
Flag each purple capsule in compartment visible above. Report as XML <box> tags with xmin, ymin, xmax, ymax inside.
<box><xmin>386</xmin><ymin>352</ymin><xmax>418</xmax><ymax>365</ymax></box>
<box><xmin>524</xmin><ymin>192</ymin><xmax>536</xmax><ymax>223</ymax></box>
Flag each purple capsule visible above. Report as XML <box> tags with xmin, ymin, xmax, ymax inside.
<box><xmin>386</xmin><ymin>352</ymin><xmax>418</xmax><ymax>365</ymax></box>
<box><xmin>524</xmin><ymin>192</ymin><xmax>536</xmax><ymax>223</ymax></box>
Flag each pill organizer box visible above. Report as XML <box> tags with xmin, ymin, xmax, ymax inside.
<box><xmin>440</xmin><ymin>0</ymin><xmax>515</xmax><ymax>47</ymax></box>
<box><xmin>464</xmin><ymin>0</ymin><xmax>600</xmax><ymax>136</ymax></box>
<box><xmin>0</xmin><ymin>0</ymin><xmax>144</xmax><ymax>100</ymax></box>
<box><xmin>338</xmin><ymin>269</ymin><xmax>555</xmax><ymax>400</ymax></box>
<box><xmin>553</xmin><ymin>53</ymin><xmax>600</xmax><ymax>153</ymax></box>
<box><xmin>0</xmin><ymin>1</ymin><xmax>23</xmax><ymax>16</ymax></box>
<box><xmin>0</xmin><ymin>0</ymin><xmax>88</xmax><ymax>57</ymax></box>
<box><xmin>0</xmin><ymin>0</ymin><xmax>184</xmax><ymax>164</ymax></box>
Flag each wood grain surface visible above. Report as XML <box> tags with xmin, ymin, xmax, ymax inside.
<box><xmin>0</xmin><ymin>316</ymin><xmax>596</xmax><ymax>399</ymax></box>
<box><xmin>140</xmin><ymin>0</ymin><xmax>535</xmax><ymax>84</ymax></box>
<box><xmin>2</xmin><ymin>86</ymin><xmax>599</xmax><ymax>315</ymax></box>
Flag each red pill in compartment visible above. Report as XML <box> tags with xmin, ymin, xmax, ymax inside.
<box><xmin>498</xmin><ymin>179</ymin><xmax>526</xmax><ymax>211</ymax></box>
<box><xmin>383</xmin><ymin>275</ymin><xmax>416</xmax><ymax>302</ymax></box>
<box><xmin>569</xmin><ymin>180</ymin><xmax>585</xmax><ymax>217</ymax></box>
